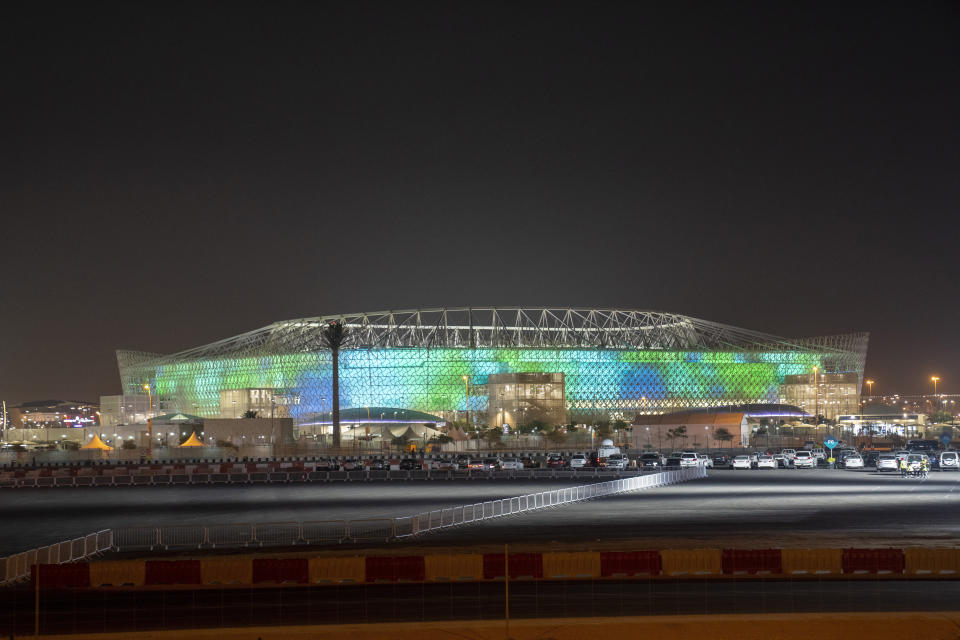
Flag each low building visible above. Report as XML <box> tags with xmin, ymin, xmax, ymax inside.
<box><xmin>203</xmin><ymin>417</ymin><xmax>295</xmax><ymax>447</ymax></box>
<box><xmin>633</xmin><ymin>411</ymin><xmax>749</xmax><ymax>450</ymax></box>
<box><xmin>836</xmin><ymin>403</ymin><xmax>927</xmax><ymax>435</ymax></box>
<box><xmin>8</xmin><ymin>400</ymin><xmax>99</xmax><ymax>429</ymax></box>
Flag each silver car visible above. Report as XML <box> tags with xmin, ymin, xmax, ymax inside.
<box><xmin>941</xmin><ymin>451</ymin><xmax>959</xmax><ymax>471</ymax></box>
<box><xmin>876</xmin><ymin>454</ymin><xmax>899</xmax><ymax>472</ymax></box>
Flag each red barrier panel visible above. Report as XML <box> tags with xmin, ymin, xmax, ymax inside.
<box><xmin>600</xmin><ymin>551</ymin><xmax>661</xmax><ymax>577</ymax></box>
<box><xmin>842</xmin><ymin>549</ymin><xmax>905</xmax><ymax>574</ymax></box>
<box><xmin>722</xmin><ymin>549</ymin><xmax>782</xmax><ymax>574</ymax></box>
<box><xmin>483</xmin><ymin>553</ymin><xmax>543</xmax><ymax>580</ymax></box>
<box><xmin>31</xmin><ymin>563</ymin><xmax>91</xmax><ymax>589</ymax></box>
<box><xmin>365</xmin><ymin>556</ymin><xmax>426</xmax><ymax>582</ymax></box>
<box><xmin>252</xmin><ymin>558</ymin><xmax>309</xmax><ymax>584</ymax></box>
<box><xmin>144</xmin><ymin>560</ymin><xmax>202</xmax><ymax>585</ymax></box>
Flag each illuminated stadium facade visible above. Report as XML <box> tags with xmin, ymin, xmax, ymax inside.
<box><xmin>116</xmin><ymin>308</ymin><xmax>869</xmax><ymax>427</ymax></box>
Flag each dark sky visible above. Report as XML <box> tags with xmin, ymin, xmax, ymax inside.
<box><xmin>2</xmin><ymin>1</ymin><xmax>958</xmax><ymax>404</ymax></box>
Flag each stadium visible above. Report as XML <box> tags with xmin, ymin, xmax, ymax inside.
<box><xmin>115</xmin><ymin>308</ymin><xmax>869</xmax><ymax>428</ymax></box>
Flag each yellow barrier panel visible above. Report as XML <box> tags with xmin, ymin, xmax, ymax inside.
<box><xmin>660</xmin><ymin>549</ymin><xmax>722</xmax><ymax>576</ymax></box>
<box><xmin>781</xmin><ymin>549</ymin><xmax>843</xmax><ymax>575</ymax></box>
<box><xmin>424</xmin><ymin>554</ymin><xmax>483</xmax><ymax>582</ymax></box>
<box><xmin>905</xmin><ymin>548</ymin><xmax>960</xmax><ymax>575</ymax></box>
<box><xmin>309</xmin><ymin>556</ymin><xmax>366</xmax><ymax>584</ymax></box>
<box><xmin>542</xmin><ymin>552</ymin><xmax>601</xmax><ymax>579</ymax></box>
<box><xmin>201</xmin><ymin>558</ymin><xmax>253</xmax><ymax>585</ymax></box>
<box><xmin>89</xmin><ymin>561</ymin><xmax>146</xmax><ymax>587</ymax></box>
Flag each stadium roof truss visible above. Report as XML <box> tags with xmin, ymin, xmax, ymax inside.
<box><xmin>119</xmin><ymin>308</ymin><xmax>868</xmax><ymax>370</ymax></box>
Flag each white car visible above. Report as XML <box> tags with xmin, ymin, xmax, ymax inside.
<box><xmin>780</xmin><ymin>448</ymin><xmax>796</xmax><ymax>463</ymax></box>
<box><xmin>500</xmin><ymin>458</ymin><xmax>523</xmax><ymax>470</ymax></box>
<box><xmin>679</xmin><ymin>452</ymin><xmax>700</xmax><ymax>468</ymax></box>
<box><xmin>811</xmin><ymin>447</ymin><xmax>826</xmax><ymax>460</ymax></box>
<box><xmin>732</xmin><ymin>455</ymin><xmax>752</xmax><ymax>470</ymax></box>
<box><xmin>843</xmin><ymin>454</ymin><xmax>864</xmax><ymax>469</ymax></box>
<box><xmin>941</xmin><ymin>451</ymin><xmax>959</xmax><ymax>471</ymax></box>
<box><xmin>697</xmin><ymin>453</ymin><xmax>713</xmax><ymax>468</ymax></box>
<box><xmin>604</xmin><ymin>453</ymin><xmax>628</xmax><ymax>469</ymax></box>
<box><xmin>569</xmin><ymin>453</ymin><xmax>589</xmax><ymax>469</ymax></box>
<box><xmin>876</xmin><ymin>454</ymin><xmax>899</xmax><ymax>472</ymax></box>
<box><xmin>757</xmin><ymin>455</ymin><xmax>777</xmax><ymax>469</ymax></box>
<box><xmin>793</xmin><ymin>451</ymin><xmax>816</xmax><ymax>468</ymax></box>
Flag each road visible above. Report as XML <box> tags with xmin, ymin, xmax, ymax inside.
<box><xmin>417</xmin><ymin>468</ymin><xmax>960</xmax><ymax>548</ymax></box>
<box><xmin>4</xmin><ymin>468</ymin><xmax>960</xmax><ymax>556</ymax></box>
<box><xmin>4</xmin><ymin>579</ymin><xmax>960</xmax><ymax>636</ymax></box>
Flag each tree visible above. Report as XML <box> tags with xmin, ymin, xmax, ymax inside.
<box><xmin>930</xmin><ymin>411</ymin><xmax>953</xmax><ymax>424</ymax></box>
<box><xmin>595</xmin><ymin>421</ymin><xmax>613</xmax><ymax>440</ymax></box>
<box><xmin>714</xmin><ymin>427</ymin><xmax>734</xmax><ymax>448</ymax></box>
<box><xmin>482</xmin><ymin>427</ymin><xmax>502</xmax><ymax>446</ymax></box>
<box><xmin>320</xmin><ymin>320</ymin><xmax>349</xmax><ymax>448</ymax></box>
<box><xmin>666</xmin><ymin>425</ymin><xmax>688</xmax><ymax>449</ymax></box>
<box><xmin>242</xmin><ymin>410</ymin><xmax>258</xmax><ymax>419</ymax></box>
<box><xmin>545</xmin><ymin>427</ymin><xmax>567</xmax><ymax>446</ymax></box>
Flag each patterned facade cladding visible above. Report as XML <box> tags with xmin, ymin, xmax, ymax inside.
<box><xmin>116</xmin><ymin>308</ymin><xmax>867</xmax><ymax>423</ymax></box>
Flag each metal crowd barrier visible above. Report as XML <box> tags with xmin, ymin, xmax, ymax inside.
<box><xmin>0</xmin><ymin>530</ymin><xmax>112</xmax><ymax>585</ymax></box>
<box><xmin>0</xmin><ymin>466</ymin><xmax>707</xmax><ymax>583</ymax></box>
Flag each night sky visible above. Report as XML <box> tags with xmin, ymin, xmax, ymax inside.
<box><xmin>3</xmin><ymin>2</ymin><xmax>958</xmax><ymax>404</ymax></box>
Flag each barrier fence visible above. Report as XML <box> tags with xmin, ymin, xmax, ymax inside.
<box><xmin>0</xmin><ymin>467</ymin><xmax>651</xmax><ymax>489</ymax></box>
<box><xmin>0</xmin><ymin>466</ymin><xmax>707</xmax><ymax>584</ymax></box>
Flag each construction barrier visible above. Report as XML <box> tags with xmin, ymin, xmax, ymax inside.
<box><xmin>781</xmin><ymin>548</ymin><xmax>843</xmax><ymax>575</ymax></box>
<box><xmin>483</xmin><ymin>552</ymin><xmax>543</xmax><ymax>580</ymax></box>
<box><xmin>905</xmin><ymin>548</ymin><xmax>960</xmax><ymax>576</ymax></box>
<box><xmin>365</xmin><ymin>556</ymin><xmax>426</xmax><ymax>582</ymax></box>
<box><xmin>661</xmin><ymin>549</ymin><xmax>722</xmax><ymax>576</ymax></box>
<box><xmin>600</xmin><ymin>550</ymin><xmax>661</xmax><ymax>577</ymax></box>
<box><xmin>144</xmin><ymin>560</ymin><xmax>202</xmax><ymax>586</ymax></box>
<box><xmin>424</xmin><ymin>554</ymin><xmax>484</xmax><ymax>582</ymax></box>
<box><xmin>308</xmin><ymin>556</ymin><xmax>366</xmax><ymax>584</ymax></box>
<box><xmin>543</xmin><ymin>552</ymin><xmax>601</xmax><ymax>579</ymax></box>
<box><xmin>32</xmin><ymin>563</ymin><xmax>91</xmax><ymax>588</ymax></box>
<box><xmin>201</xmin><ymin>558</ymin><xmax>253</xmax><ymax>585</ymax></box>
<box><xmin>722</xmin><ymin>549</ymin><xmax>782</xmax><ymax>575</ymax></box>
<box><xmin>842</xmin><ymin>548</ymin><xmax>905</xmax><ymax>574</ymax></box>
<box><xmin>90</xmin><ymin>560</ymin><xmax>146</xmax><ymax>586</ymax></box>
<box><xmin>252</xmin><ymin>558</ymin><xmax>309</xmax><ymax>584</ymax></box>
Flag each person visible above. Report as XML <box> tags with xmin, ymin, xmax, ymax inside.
<box><xmin>921</xmin><ymin>457</ymin><xmax>929</xmax><ymax>478</ymax></box>
<box><xmin>900</xmin><ymin>457</ymin><xmax>908</xmax><ymax>478</ymax></box>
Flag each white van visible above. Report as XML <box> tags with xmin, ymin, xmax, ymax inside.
<box><xmin>941</xmin><ymin>451</ymin><xmax>959</xmax><ymax>471</ymax></box>
<box><xmin>596</xmin><ymin>438</ymin><xmax>620</xmax><ymax>460</ymax></box>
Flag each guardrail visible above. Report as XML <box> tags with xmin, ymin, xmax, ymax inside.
<box><xmin>0</xmin><ymin>530</ymin><xmax>112</xmax><ymax>586</ymax></box>
<box><xmin>0</xmin><ymin>467</ymin><xmax>650</xmax><ymax>489</ymax></box>
<box><xmin>0</xmin><ymin>466</ymin><xmax>707</xmax><ymax>584</ymax></box>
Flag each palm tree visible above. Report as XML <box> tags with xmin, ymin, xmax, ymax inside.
<box><xmin>320</xmin><ymin>320</ymin><xmax>349</xmax><ymax>448</ymax></box>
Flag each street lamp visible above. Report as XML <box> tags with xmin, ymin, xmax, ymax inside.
<box><xmin>462</xmin><ymin>375</ymin><xmax>470</xmax><ymax>427</ymax></box>
<box><xmin>866</xmin><ymin>379</ymin><xmax>874</xmax><ymax>399</ymax></box>
<box><xmin>142</xmin><ymin>384</ymin><xmax>154</xmax><ymax>457</ymax></box>
<box><xmin>932</xmin><ymin>377</ymin><xmax>940</xmax><ymax>404</ymax></box>
<box><xmin>812</xmin><ymin>366</ymin><xmax>819</xmax><ymax>425</ymax></box>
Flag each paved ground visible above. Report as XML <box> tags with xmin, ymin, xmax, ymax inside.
<box><xmin>4</xmin><ymin>468</ymin><xmax>960</xmax><ymax>556</ymax></box>
<box><xmin>418</xmin><ymin>468</ymin><xmax>960</xmax><ymax>548</ymax></box>
<box><xmin>0</xmin><ymin>479</ymin><xmax>588</xmax><ymax>556</ymax></box>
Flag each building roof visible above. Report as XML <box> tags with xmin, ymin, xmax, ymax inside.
<box><xmin>299</xmin><ymin>406</ymin><xmax>442</xmax><ymax>425</ymax></box>
<box><xmin>633</xmin><ymin>412</ymin><xmax>747</xmax><ymax>426</ymax></box>
<box><xmin>118</xmin><ymin>307</ymin><xmax>869</xmax><ymax>367</ymax></box>
<box><xmin>684</xmin><ymin>403</ymin><xmax>810</xmax><ymax>418</ymax></box>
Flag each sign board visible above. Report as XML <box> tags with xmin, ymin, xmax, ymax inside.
<box><xmin>823</xmin><ymin>437</ymin><xmax>839</xmax><ymax>450</ymax></box>
<box><xmin>502</xmin><ymin>423</ymin><xmax>510</xmax><ymax>435</ymax></box>
<box><xmin>941</xmin><ymin>432</ymin><xmax>953</xmax><ymax>446</ymax></box>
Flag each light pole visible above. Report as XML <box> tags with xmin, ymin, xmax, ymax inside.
<box><xmin>812</xmin><ymin>366</ymin><xmax>819</xmax><ymax>426</ymax></box>
<box><xmin>462</xmin><ymin>375</ymin><xmax>470</xmax><ymax>428</ymax></box>
<box><xmin>866</xmin><ymin>379</ymin><xmax>874</xmax><ymax>399</ymax></box>
<box><xmin>932</xmin><ymin>377</ymin><xmax>940</xmax><ymax>409</ymax></box>
<box><xmin>142</xmin><ymin>384</ymin><xmax>153</xmax><ymax>457</ymax></box>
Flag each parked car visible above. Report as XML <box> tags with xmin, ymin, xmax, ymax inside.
<box><xmin>467</xmin><ymin>459</ymin><xmax>485</xmax><ymax>470</ymax></box>
<box><xmin>732</xmin><ymin>455</ymin><xmax>752</xmax><ymax>470</ymax></box>
<box><xmin>679</xmin><ymin>452</ymin><xmax>700</xmax><ymax>468</ymax></box>
<box><xmin>546</xmin><ymin>454</ymin><xmax>566</xmax><ymax>468</ymax></box>
<box><xmin>482</xmin><ymin>457</ymin><xmax>501</xmax><ymax>471</ymax></box>
<box><xmin>811</xmin><ymin>447</ymin><xmax>826</xmax><ymax>461</ymax></box>
<box><xmin>569</xmin><ymin>454</ymin><xmax>589</xmax><ymax>469</ymax></box>
<box><xmin>793</xmin><ymin>451</ymin><xmax>816</xmax><ymax>468</ymax></box>
<box><xmin>780</xmin><ymin>448</ymin><xmax>796</xmax><ymax>464</ymax></box>
<box><xmin>399</xmin><ymin>458</ymin><xmax>421</xmax><ymax>471</ymax></box>
<box><xmin>520</xmin><ymin>456</ymin><xmax>538</xmax><ymax>469</ymax></box>
<box><xmin>500</xmin><ymin>458</ymin><xmax>523</xmax><ymax>470</ymax></box>
<box><xmin>941</xmin><ymin>451</ymin><xmax>959</xmax><ymax>471</ymax></box>
<box><xmin>605</xmin><ymin>453</ymin><xmax>628</xmax><ymax>469</ymax></box>
<box><xmin>369</xmin><ymin>458</ymin><xmax>389</xmax><ymax>471</ymax></box>
<box><xmin>712</xmin><ymin>454</ymin><xmax>731</xmax><ymax>468</ymax></box>
<box><xmin>757</xmin><ymin>455</ymin><xmax>777</xmax><ymax>470</ymax></box>
<box><xmin>639</xmin><ymin>453</ymin><xmax>663</xmax><ymax>469</ymax></box>
<box><xmin>876</xmin><ymin>454</ymin><xmax>899</xmax><ymax>472</ymax></box>
<box><xmin>772</xmin><ymin>453</ymin><xmax>787</xmax><ymax>468</ymax></box>
<box><xmin>843</xmin><ymin>454</ymin><xmax>865</xmax><ymax>469</ymax></box>
<box><xmin>664</xmin><ymin>454</ymin><xmax>683</xmax><ymax>467</ymax></box>
<box><xmin>696</xmin><ymin>453</ymin><xmax>713</xmax><ymax>468</ymax></box>
<box><xmin>316</xmin><ymin>459</ymin><xmax>340</xmax><ymax>471</ymax></box>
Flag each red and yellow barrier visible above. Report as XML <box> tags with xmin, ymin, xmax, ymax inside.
<box><xmin>661</xmin><ymin>549</ymin><xmax>722</xmax><ymax>576</ymax></box>
<box><xmin>905</xmin><ymin>548</ymin><xmax>960</xmax><ymax>576</ymax></box>
<box><xmin>543</xmin><ymin>552</ymin><xmax>601</xmax><ymax>579</ymax></box>
<box><xmin>309</xmin><ymin>556</ymin><xmax>366</xmax><ymax>584</ymax></box>
<box><xmin>781</xmin><ymin>549</ymin><xmax>843</xmax><ymax>575</ymax></box>
<box><xmin>424</xmin><ymin>553</ymin><xmax>483</xmax><ymax>582</ymax></box>
<box><xmin>90</xmin><ymin>560</ymin><xmax>146</xmax><ymax>586</ymax></box>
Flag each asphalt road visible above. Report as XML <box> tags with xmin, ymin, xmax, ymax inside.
<box><xmin>4</xmin><ymin>579</ymin><xmax>960</xmax><ymax>636</ymax></box>
<box><xmin>419</xmin><ymin>468</ymin><xmax>960</xmax><ymax>548</ymax></box>
<box><xmin>0</xmin><ymin>479</ymin><xmax>589</xmax><ymax>556</ymax></box>
<box><xmin>4</xmin><ymin>468</ymin><xmax>960</xmax><ymax>556</ymax></box>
